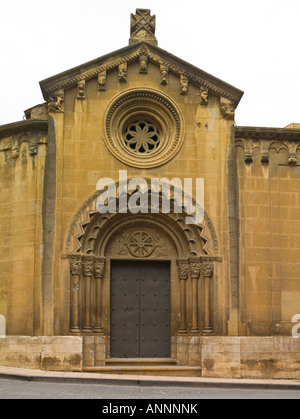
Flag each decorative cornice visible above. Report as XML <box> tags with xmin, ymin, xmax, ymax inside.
<box><xmin>235</xmin><ymin>126</ymin><xmax>300</xmax><ymax>141</ymax></box>
<box><xmin>0</xmin><ymin>119</ymin><xmax>48</xmax><ymax>140</ymax></box>
<box><xmin>39</xmin><ymin>42</ymin><xmax>244</xmax><ymax>105</ymax></box>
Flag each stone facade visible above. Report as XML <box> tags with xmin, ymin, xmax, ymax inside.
<box><xmin>0</xmin><ymin>9</ymin><xmax>299</xmax><ymax>378</ymax></box>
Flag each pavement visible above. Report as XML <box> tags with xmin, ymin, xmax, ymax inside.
<box><xmin>0</xmin><ymin>365</ymin><xmax>299</xmax><ymax>390</ymax></box>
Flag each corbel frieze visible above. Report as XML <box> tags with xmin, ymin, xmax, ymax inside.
<box><xmin>41</xmin><ymin>42</ymin><xmax>242</xmax><ymax>106</ymax></box>
<box><xmin>235</xmin><ymin>136</ymin><xmax>300</xmax><ymax>165</ymax></box>
<box><xmin>9</xmin><ymin>132</ymin><xmax>45</xmax><ymax>159</ymax></box>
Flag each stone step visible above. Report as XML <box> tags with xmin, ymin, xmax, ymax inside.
<box><xmin>105</xmin><ymin>358</ymin><xmax>177</xmax><ymax>366</ymax></box>
<box><xmin>83</xmin><ymin>365</ymin><xmax>202</xmax><ymax>377</ymax></box>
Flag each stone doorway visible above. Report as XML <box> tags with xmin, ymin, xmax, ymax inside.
<box><xmin>110</xmin><ymin>260</ymin><xmax>170</xmax><ymax>358</ymax></box>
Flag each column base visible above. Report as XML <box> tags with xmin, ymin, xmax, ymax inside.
<box><xmin>93</xmin><ymin>327</ymin><xmax>104</xmax><ymax>335</ymax></box>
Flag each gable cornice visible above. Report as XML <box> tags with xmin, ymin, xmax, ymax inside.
<box><xmin>40</xmin><ymin>42</ymin><xmax>243</xmax><ymax>106</ymax></box>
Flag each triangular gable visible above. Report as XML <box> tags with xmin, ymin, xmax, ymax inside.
<box><xmin>39</xmin><ymin>41</ymin><xmax>244</xmax><ymax>107</ymax></box>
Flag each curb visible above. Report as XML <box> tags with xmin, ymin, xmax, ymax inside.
<box><xmin>0</xmin><ymin>368</ymin><xmax>300</xmax><ymax>390</ymax></box>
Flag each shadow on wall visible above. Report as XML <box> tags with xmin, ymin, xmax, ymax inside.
<box><xmin>0</xmin><ymin>315</ymin><xmax>5</xmax><ymax>338</ymax></box>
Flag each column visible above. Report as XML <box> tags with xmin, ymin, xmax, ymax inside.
<box><xmin>176</xmin><ymin>259</ymin><xmax>189</xmax><ymax>334</ymax></box>
<box><xmin>202</xmin><ymin>260</ymin><xmax>214</xmax><ymax>334</ymax></box>
<box><xmin>69</xmin><ymin>254</ymin><xmax>82</xmax><ymax>333</ymax></box>
<box><xmin>189</xmin><ymin>258</ymin><xmax>202</xmax><ymax>334</ymax></box>
<box><xmin>94</xmin><ymin>257</ymin><xmax>106</xmax><ymax>334</ymax></box>
<box><xmin>82</xmin><ymin>255</ymin><xmax>94</xmax><ymax>332</ymax></box>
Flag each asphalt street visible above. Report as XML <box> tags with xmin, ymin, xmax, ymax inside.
<box><xmin>0</xmin><ymin>378</ymin><xmax>299</xmax><ymax>399</ymax></box>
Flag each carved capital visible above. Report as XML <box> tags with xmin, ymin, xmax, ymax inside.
<box><xmin>69</xmin><ymin>254</ymin><xmax>82</xmax><ymax>276</ymax></box>
<box><xmin>94</xmin><ymin>257</ymin><xmax>106</xmax><ymax>278</ymax></box>
<box><xmin>82</xmin><ymin>255</ymin><xmax>94</xmax><ymax>277</ymax></box>
<box><xmin>202</xmin><ymin>260</ymin><xmax>214</xmax><ymax>278</ymax></box>
<box><xmin>177</xmin><ymin>259</ymin><xmax>189</xmax><ymax>281</ymax></box>
<box><xmin>189</xmin><ymin>258</ymin><xmax>202</xmax><ymax>279</ymax></box>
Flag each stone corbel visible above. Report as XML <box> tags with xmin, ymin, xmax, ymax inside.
<box><xmin>160</xmin><ymin>65</ymin><xmax>169</xmax><ymax>85</ymax></box>
<box><xmin>77</xmin><ymin>80</ymin><xmax>86</xmax><ymax>100</ymax></box>
<box><xmin>139</xmin><ymin>54</ymin><xmax>148</xmax><ymax>73</ymax></box>
<box><xmin>286</xmin><ymin>142</ymin><xmax>298</xmax><ymax>165</ymax></box>
<box><xmin>98</xmin><ymin>71</ymin><xmax>107</xmax><ymax>91</ymax></box>
<box><xmin>180</xmin><ymin>75</ymin><xmax>189</xmax><ymax>95</ymax></box>
<box><xmin>260</xmin><ymin>141</ymin><xmax>269</xmax><ymax>164</ymax></box>
<box><xmin>119</xmin><ymin>63</ymin><xmax>127</xmax><ymax>83</ymax></box>
<box><xmin>220</xmin><ymin>97</ymin><xmax>235</xmax><ymax>120</ymax></box>
<box><xmin>200</xmin><ymin>87</ymin><xmax>209</xmax><ymax>105</ymax></box>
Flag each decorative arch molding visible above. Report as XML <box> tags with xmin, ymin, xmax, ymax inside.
<box><xmin>63</xmin><ymin>186</ymin><xmax>220</xmax><ymax>258</ymax></box>
<box><xmin>64</xmin><ymin>183</ymin><xmax>222</xmax><ymax>336</ymax></box>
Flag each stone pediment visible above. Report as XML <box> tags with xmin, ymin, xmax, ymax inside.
<box><xmin>39</xmin><ymin>41</ymin><xmax>243</xmax><ymax>107</ymax></box>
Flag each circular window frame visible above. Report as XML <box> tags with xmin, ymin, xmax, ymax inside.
<box><xmin>104</xmin><ymin>88</ymin><xmax>185</xmax><ymax>168</ymax></box>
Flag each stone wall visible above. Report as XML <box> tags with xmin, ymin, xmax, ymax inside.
<box><xmin>1</xmin><ymin>335</ymin><xmax>299</xmax><ymax>378</ymax></box>
<box><xmin>0</xmin><ymin>336</ymin><xmax>82</xmax><ymax>371</ymax></box>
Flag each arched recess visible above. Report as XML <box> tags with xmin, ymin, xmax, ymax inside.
<box><xmin>63</xmin><ymin>185</ymin><xmax>221</xmax><ymax>339</ymax></box>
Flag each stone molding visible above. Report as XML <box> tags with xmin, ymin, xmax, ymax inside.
<box><xmin>39</xmin><ymin>42</ymin><xmax>243</xmax><ymax>106</ymax></box>
<box><xmin>235</xmin><ymin>134</ymin><xmax>300</xmax><ymax>165</ymax></box>
<box><xmin>63</xmin><ymin>187</ymin><xmax>220</xmax><ymax>257</ymax></box>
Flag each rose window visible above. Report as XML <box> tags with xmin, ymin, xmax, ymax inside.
<box><xmin>124</xmin><ymin>121</ymin><xmax>160</xmax><ymax>154</ymax></box>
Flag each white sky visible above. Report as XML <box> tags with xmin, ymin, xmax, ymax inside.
<box><xmin>0</xmin><ymin>0</ymin><xmax>299</xmax><ymax>127</ymax></box>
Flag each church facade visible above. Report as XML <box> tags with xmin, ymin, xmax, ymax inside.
<box><xmin>0</xmin><ymin>9</ymin><xmax>299</xmax><ymax>378</ymax></box>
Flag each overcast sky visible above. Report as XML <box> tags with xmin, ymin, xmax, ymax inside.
<box><xmin>0</xmin><ymin>0</ymin><xmax>299</xmax><ymax>128</ymax></box>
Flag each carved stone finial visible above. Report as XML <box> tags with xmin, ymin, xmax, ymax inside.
<box><xmin>129</xmin><ymin>9</ymin><xmax>158</xmax><ymax>46</ymax></box>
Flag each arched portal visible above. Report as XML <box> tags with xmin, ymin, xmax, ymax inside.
<box><xmin>64</xmin><ymin>186</ymin><xmax>221</xmax><ymax>363</ymax></box>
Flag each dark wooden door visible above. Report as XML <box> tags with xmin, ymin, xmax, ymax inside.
<box><xmin>110</xmin><ymin>260</ymin><xmax>170</xmax><ymax>358</ymax></box>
